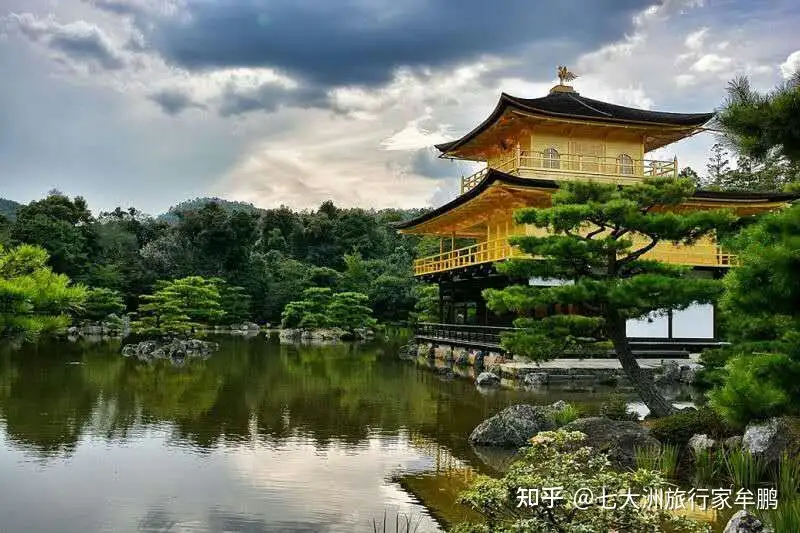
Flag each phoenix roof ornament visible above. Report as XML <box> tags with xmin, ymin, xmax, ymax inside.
<box><xmin>557</xmin><ymin>65</ymin><xmax>578</xmax><ymax>85</ymax></box>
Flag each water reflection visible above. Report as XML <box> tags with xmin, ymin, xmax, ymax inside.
<box><xmin>0</xmin><ymin>336</ymin><xmax>631</xmax><ymax>532</ymax></box>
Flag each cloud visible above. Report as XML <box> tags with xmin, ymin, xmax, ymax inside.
<box><xmin>780</xmin><ymin>50</ymin><xmax>800</xmax><ymax>79</ymax></box>
<box><xmin>684</xmin><ymin>27</ymin><xmax>708</xmax><ymax>50</ymax></box>
<box><xmin>128</xmin><ymin>0</ymin><xmax>654</xmax><ymax>87</ymax></box>
<box><xmin>5</xmin><ymin>13</ymin><xmax>129</xmax><ymax>71</ymax></box>
<box><xmin>148</xmin><ymin>88</ymin><xmax>206</xmax><ymax>115</ymax></box>
<box><xmin>690</xmin><ymin>53</ymin><xmax>733</xmax><ymax>73</ymax></box>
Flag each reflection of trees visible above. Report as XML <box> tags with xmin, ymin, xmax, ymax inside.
<box><xmin>0</xmin><ymin>335</ymin><xmax>547</xmax><ymax>465</ymax></box>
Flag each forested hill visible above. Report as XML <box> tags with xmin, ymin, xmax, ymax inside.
<box><xmin>159</xmin><ymin>197</ymin><xmax>265</xmax><ymax>223</ymax></box>
<box><xmin>1</xmin><ymin>192</ymin><xmax>435</xmax><ymax>325</ymax></box>
<box><xmin>0</xmin><ymin>198</ymin><xmax>21</xmax><ymax>221</ymax></box>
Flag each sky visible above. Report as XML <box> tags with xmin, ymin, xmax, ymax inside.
<box><xmin>1</xmin><ymin>0</ymin><xmax>799</xmax><ymax>215</ymax></box>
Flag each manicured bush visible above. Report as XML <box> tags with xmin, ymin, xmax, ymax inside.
<box><xmin>647</xmin><ymin>408</ymin><xmax>736</xmax><ymax>446</ymax></box>
<box><xmin>599</xmin><ymin>394</ymin><xmax>638</xmax><ymax>421</ymax></box>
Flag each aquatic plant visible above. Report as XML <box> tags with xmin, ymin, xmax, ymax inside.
<box><xmin>634</xmin><ymin>443</ymin><xmax>679</xmax><ymax>479</ymax></box>
<box><xmin>775</xmin><ymin>451</ymin><xmax>800</xmax><ymax>499</ymax></box>
<box><xmin>692</xmin><ymin>447</ymin><xmax>722</xmax><ymax>487</ymax></box>
<box><xmin>723</xmin><ymin>448</ymin><xmax>766</xmax><ymax>489</ymax></box>
<box><xmin>552</xmin><ymin>403</ymin><xmax>580</xmax><ymax>426</ymax></box>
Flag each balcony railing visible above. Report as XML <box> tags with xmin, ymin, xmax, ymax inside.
<box><xmin>413</xmin><ymin>237</ymin><xmax>529</xmax><ymax>275</ymax></box>
<box><xmin>413</xmin><ymin>237</ymin><xmax>736</xmax><ymax>276</ymax></box>
<box><xmin>460</xmin><ymin>150</ymin><xmax>677</xmax><ymax>193</ymax></box>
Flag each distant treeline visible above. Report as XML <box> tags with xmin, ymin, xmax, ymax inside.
<box><xmin>0</xmin><ymin>193</ymin><xmax>438</xmax><ymax>324</ymax></box>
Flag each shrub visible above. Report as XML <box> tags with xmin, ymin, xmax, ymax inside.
<box><xmin>552</xmin><ymin>403</ymin><xmax>580</xmax><ymax>426</ymax></box>
<box><xmin>453</xmin><ymin>430</ymin><xmax>709</xmax><ymax>532</ymax></box>
<box><xmin>709</xmin><ymin>352</ymin><xmax>800</xmax><ymax>427</ymax></box>
<box><xmin>648</xmin><ymin>408</ymin><xmax>735</xmax><ymax>446</ymax></box>
<box><xmin>599</xmin><ymin>394</ymin><xmax>638</xmax><ymax>421</ymax></box>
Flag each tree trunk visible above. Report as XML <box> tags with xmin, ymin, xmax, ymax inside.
<box><xmin>608</xmin><ymin>315</ymin><xmax>677</xmax><ymax>418</ymax></box>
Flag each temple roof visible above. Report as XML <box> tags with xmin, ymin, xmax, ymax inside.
<box><xmin>435</xmin><ymin>91</ymin><xmax>715</xmax><ymax>155</ymax></box>
<box><xmin>394</xmin><ymin>169</ymin><xmax>799</xmax><ymax>231</ymax></box>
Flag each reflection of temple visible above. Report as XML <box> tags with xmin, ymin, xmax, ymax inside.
<box><xmin>398</xmin><ymin>71</ymin><xmax>799</xmax><ymax>351</ymax></box>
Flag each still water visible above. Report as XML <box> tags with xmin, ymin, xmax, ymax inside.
<box><xmin>0</xmin><ymin>334</ymin><xmax>625</xmax><ymax>533</ymax></box>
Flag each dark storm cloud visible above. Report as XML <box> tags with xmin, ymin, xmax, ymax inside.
<box><xmin>148</xmin><ymin>88</ymin><xmax>207</xmax><ymax>115</ymax></box>
<box><xmin>133</xmin><ymin>0</ymin><xmax>653</xmax><ymax>87</ymax></box>
<box><xmin>7</xmin><ymin>13</ymin><xmax>127</xmax><ymax>71</ymax></box>
<box><xmin>218</xmin><ymin>84</ymin><xmax>329</xmax><ymax>117</ymax></box>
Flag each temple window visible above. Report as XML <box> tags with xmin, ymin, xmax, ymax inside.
<box><xmin>543</xmin><ymin>147</ymin><xmax>560</xmax><ymax>169</ymax></box>
<box><xmin>617</xmin><ymin>153</ymin><xmax>634</xmax><ymax>175</ymax></box>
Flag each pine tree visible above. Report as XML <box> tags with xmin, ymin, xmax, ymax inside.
<box><xmin>131</xmin><ymin>276</ymin><xmax>223</xmax><ymax>336</ymax></box>
<box><xmin>484</xmin><ymin>177</ymin><xmax>737</xmax><ymax>417</ymax></box>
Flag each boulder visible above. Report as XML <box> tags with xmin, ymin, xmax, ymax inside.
<box><xmin>688</xmin><ymin>433</ymin><xmax>716</xmax><ymax>455</ymax></box>
<box><xmin>67</xmin><ymin>326</ymin><xmax>80</xmax><ymax>336</ymax></box>
<box><xmin>679</xmin><ymin>365</ymin><xmax>700</xmax><ymax>384</ymax></box>
<box><xmin>563</xmin><ymin>417</ymin><xmax>660</xmax><ymax>469</ymax></box>
<box><xmin>453</xmin><ymin>348</ymin><xmax>470</xmax><ymax>366</ymax></box>
<box><xmin>469</xmin><ymin>402</ymin><xmax>568</xmax><ymax>447</ymax></box>
<box><xmin>522</xmin><ymin>372</ymin><xmax>549</xmax><ymax>387</ymax></box>
<box><xmin>476</xmin><ymin>372</ymin><xmax>501</xmax><ymax>387</ymax></box>
<box><xmin>723</xmin><ymin>510</ymin><xmax>770</xmax><ymax>533</ymax></box>
<box><xmin>743</xmin><ymin>418</ymin><xmax>794</xmax><ymax>463</ymax></box>
<box><xmin>656</xmin><ymin>360</ymin><xmax>681</xmax><ymax>383</ymax></box>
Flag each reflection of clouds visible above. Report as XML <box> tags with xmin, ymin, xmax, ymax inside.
<box><xmin>227</xmin><ymin>432</ymin><xmax>442</xmax><ymax>532</ymax></box>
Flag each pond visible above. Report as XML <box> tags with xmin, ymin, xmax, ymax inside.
<box><xmin>0</xmin><ymin>334</ymin><xmax>681</xmax><ymax>532</ymax></box>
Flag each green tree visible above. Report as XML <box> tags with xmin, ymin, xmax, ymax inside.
<box><xmin>484</xmin><ymin>177</ymin><xmax>736</xmax><ymax>417</ymax></box>
<box><xmin>213</xmin><ymin>280</ymin><xmax>253</xmax><ymax>324</ymax></box>
<box><xmin>81</xmin><ymin>287</ymin><xmax>126</xmax><ymax>322</ymax></box>
<box><xmin>716</xmin><ymin>73</ymin><xmax>800</xmax><ymax>166</ymax></box>
<box><xmin>412</xmin><ymin>284</ymin><xmax>439</xmax><ymax>323</ymax></box>
<box><xmin>10</xmin><ymin>192</ymin><xmax>96</xmax><ymax>280</ymax></box>
<box><xmin>709</xmin><ymin>205</ymin><xmax>800</xmax><ymax>426</ymax></box>
<box><xmin>131</xmin><ymin>276</ymin><xmax>224</xmax><ymax>336</ymax></box>
<box><xmin>327</xmin><ymin>292</ymin><xmax>377</xmax><ymax>330</ymax></box>
<box><xmin>0</xmin><ymin>244</ymin><xmax>87</xmax><ymax>340</ymax></box>
<box><xmin>705</xmin><ymin>142</ymin><xmax>731</xmax><ymax>187</ymax></box>
<box><xmin>677</xmin><ymin>166</ymin><xmax>702</xmax><ymax>187</ymax></box>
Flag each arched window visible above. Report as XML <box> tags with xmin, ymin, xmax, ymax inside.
<box><xmin>617</xmin><ymin>153</ymin><xmax>634</xmax><ymax>175</ymax></box>
<box><xmin>543</xmin><ymin>147</ymin><xmax>560</xmax><ymax>169</ymax></box>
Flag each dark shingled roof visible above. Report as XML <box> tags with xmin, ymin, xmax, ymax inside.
<box><xmin>393</xmin><ymin>169</ymin><xmax>799</xmax><ymax>230</ymax></box>
<box><xmin>435</xmin><ymin>91</ymin><xmax>715</xmax><ymax>153</ymax></box>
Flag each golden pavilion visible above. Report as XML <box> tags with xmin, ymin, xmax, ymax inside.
<box><xmin>396</xmin><ymin>72</ymin><xmax>798</xmax><ymax>348</ymax></box>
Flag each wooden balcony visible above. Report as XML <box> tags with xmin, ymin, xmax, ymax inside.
<box><xmin>413</xmin><ymin>236</ymin><xmax>736</xmax><ymax>276</ymax></box>
<box><xmin>461</xmin><ymin>150</ymin><xmax>677</xmax><ymax>193</ymax></box>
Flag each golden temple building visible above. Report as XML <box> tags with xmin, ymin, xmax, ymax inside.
<box><xmin>396</xmin><ymin>74</ymin><xmax>798</xmax><ymax>348</ymax></box>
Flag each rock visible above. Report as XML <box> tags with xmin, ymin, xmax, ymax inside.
<box><xmin>476</xmin><ymin>372</ymin><xmax>500</xmax><ymax>387</ymax></box>
<box><xmin>743</xmin><ymin>418</ymin><xmax>794</xmax><ymax>463</ymax></box>
<box><xmin>398</xmin><ymin>343</ymin><xmax>417</xmax><ymax>360</ymax></box>
<box><xmin>656</xmin><ymin>360</ymin><xmax>681</xmax><ymax>383</ymax></box>
<box><xmin>243</xmin><ymin>322</ymin><xmax>259</xmax><ymax>331</ymax></box>
<box><xmin>723</xmin><ymin>510</ymin><xmax>770</xmax><ymax>533</ymax></box>
<box><xmin>679</xmin><ymin>365</ymin><xmax>700</xmax><ymax>384</ymax></box>
<box><xmin>468</xmin><ymin>402</ymin><xmax>567</xmax><ymax>447</ymax></box>
<box><xmin>522</xmin><ymin>372</ymin><xmax>549</xmax><ymax>387</ymax></box>
<box><xmin>474</xmin><ymin>350</ymin><xmax>486</xmax><ymax>369</ymax></box>
<box><xmin>563</xmin><ymin>417</ymin><xmax>660</xmax><ymax>469</ymax></box>
<box><xmin>453</xmin><ymin>348</ymin><xmax>469</xmax><ymax>366</ymax></box>
<box><xmin>121</xmin><ymin>344</ymin><xmax>136</xmax><ymax>357</ymax></box>
<box><xmin>688</xmin><ymin>433</ymin><xmax>716</xmax><ymax>455</ymax></box>
<box><xmin>67</xmin><ymin>326</ymin><xmax>80</xmax><ymax>336</ymax></box>
<box><xmin>724</xmin><ymin>435</ymin><xmax>743</xmax><ymax>449</ymax></box>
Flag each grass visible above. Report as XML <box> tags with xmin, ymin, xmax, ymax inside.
<box><xmin>552</xmin><ymin>404</ymin><xmax>581</xmax><ymax>427</ymax></box>
<box><xmin>634</xmin><ymin>443</ymin><xmax>679</xmax><ymax>479</ymax></box>
<box><xmin>692</xmin><ymin>447</ymin><xmax>722</xmax><ymax>487</ymax></box>
<box><xmin>723</xmin><ymin>448</ymin><xmax>766</xmax><ymax>489</ymax></box>
<box><xmin>775</xmin><ymin>451</ymin><xmax>800</xmax><ymax>500</ymax></box>
<box><xmin>759</xmin><ymin>498</ymin><xmax>800</xmax><ymax>533</ymax></box>
<box><xmin>372</xmin><ymin>511</ymin><xmax>422</xmax><ymax>533</ymax></box>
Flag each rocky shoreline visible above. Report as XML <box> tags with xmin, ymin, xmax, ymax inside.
<box><xmin>278</xmin><ymin>327</ymin><xmax>375</xmax><ymax>343</ymax></box>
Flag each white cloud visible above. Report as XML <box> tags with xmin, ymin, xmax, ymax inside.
<box><xmin>780</xmin><ymin>50</ymin><xmax>800</xmax><ymax>79</ymax></box>
<box><xmin>690</xmin><ymin>53</ymin><xmax>733</xmax><ymax>73</ymax></box>
<box><xmin>684</xmin><ymin>27</ymin><xmax>708</xmax><ymax>50</ymax></box>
